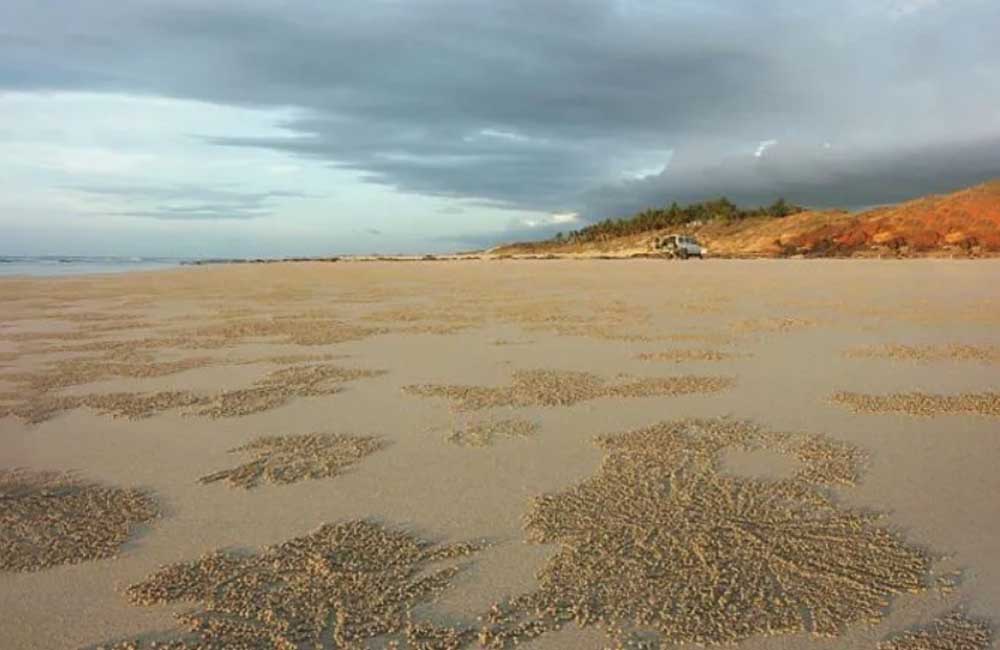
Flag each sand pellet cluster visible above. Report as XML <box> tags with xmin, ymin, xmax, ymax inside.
<box><xmin>1</xmin><ymin>390</ymin><xmax>208</xmax><ymax>424</ymax></box>
<box><xmin>51</xmin><ymin>336</ymin><xmax>214</xmax><ymax>358</ymax></box>
<box><xmin>536</xmin><ymin>322</ymin><xmax>657</xmax><ymax>342</ymax></box>
<box><xmin>636</xmin><ymin>349</ymin><xmax>742</xmax><ymax>363</ymax></box>
<box><xmin>846</xmin><ymin>344</ymin><xmax>1000</xmax><ymax>364</ymax></box>
<box><xmin>234</xmin><ymin>352</ymin><xmax>346</xmax><ymax>365</ymax></box>
<box><xmin>36</xmin><ymin>316</ymin><xmax>382</xmax><ymax>359</ymax></box>
<box><xmin>364</xmin><ymin>295</ymin><xmax>657</xmax><ymax>342</ymax></box>
<box><xmin>366</xmin><ymin>304</ymin><xmax>478</xmax><ymax>328</ymax></box>
<box><xmin>7</xmin><ymin>318</ymin><xmax>152</xmax><ymax>342</ymax></box>
<box><xmin>60</xmin><ymin>312</ymin><xmax>145</xmax><ymax>323</ymax></box>
<box><xmin>832</xmin><ymin>391</ymin><xmax>1000</xmax><ymax>417</ymax></box>
<box><xmin>447</xmin><ymin>419</ymin><xmax>540</xmax><ymax>447</ymax></box>
<box><xmin>199</xmin><ymin>433</ymin><xmax>386</xmax><ymax>488</ymax></box>
<box><xmin>395</xmin><ymin>322</ymin><xmax>475</xmax><ymax>335</ymax></box>
<box><xmin>193</xmin><ymin>316</ymin><xmax>386</xmax><ymax>346</ymax></box>
<box><xmin>404</xmin><ymin>370</ymin><xmax>734</xmax><ymax>411</ymax></box>
<box><xmin>878</xmin><ymin>611</ymin><xmax>993</xmax><ymax>650</ymax></box>
<box><xmin>2</xmin><ymin>348</ymin><xmax>345</xmax><ymax>399</ymax></box>
<box><xmin>731</xmin><ymin>317</ymin><xmax>817</xmax><ymax>334</ymax></box>
<box><xmin>0</xmin><ymin>469</ymin><xmax>157</xmax><ymax>572</ymax></box>
<box><xmin>479</xmin><ymin>419</ymin><xmax>932</xmax><ymax>648</ymax></box>
<box><xmin>2</xmin><ymin>363</ymin><xmax>384</xmax><ymax>423</ymax></box>
<box><xmin>191</xmin><ymin>363</ymin><xmax>385</xmax><ymax>418</ymax></box>
<box><xmin>100</xmin><ymin>520</ymin><xmax>483</xmax><ymax>650</ymax></box>
<box><xmin>5</xmin><ymin>355</ymin><xmax>216</xmax><ymax>392</ymax></box>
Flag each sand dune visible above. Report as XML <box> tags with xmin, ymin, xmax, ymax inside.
<box><xmin>493</xmin><ymin>180</ymin><xmax>1000</xmax><ymax>259</ymax></box>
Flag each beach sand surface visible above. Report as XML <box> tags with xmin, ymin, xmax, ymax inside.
<box><xmin>1</xmin><ymin>259</ymin><xmax>998</xmax><ymax>650</ymax></box>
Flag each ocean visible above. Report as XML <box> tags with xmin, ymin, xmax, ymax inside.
<box><xmin>0</xmin><ymin>256</ymin><xmax>192</xmax><ymax>277</ymax></box>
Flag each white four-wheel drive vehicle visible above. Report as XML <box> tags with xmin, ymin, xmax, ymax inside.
<box><xmin>654</xmin><ymin>234</ymin><xmax>707</xmax><ymax>259</ymax></box>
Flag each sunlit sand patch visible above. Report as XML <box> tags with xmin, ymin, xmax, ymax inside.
<box><xmin>832</xmin><ymin>391</ymin><xmax>1000</xmax><ymax>417</ymax></box>
<box><xmin>636</xmin><ymin>349</ymin><xmax>745</xmax><ymax>363</ymax></box>
<box><xmin>878</xmin><ymin>611</ymin><xmax>993</xmax><ymax>650</ymax></box>
<box><xmin>479</xmin><ymin>419</ymin><xmax>932</xmax><ymax>648</ymax></box>
<box><xmin>199</xmin><ymin>433</ymin><xmax>385</xmax><ymax>488</ymax></box>
<box><xmin>0</xmin><ymin>469</ymin><xmax>157</xmax><ymax>573</ymax></box>
<box><xmin>99</xmin><ymin>521</ymin><xmax>484</xmax><ymax>649</ymax></box>
<box><xmin>403</xmin><ymin>370</ymin><xmax>734</xmax><ymax>411</ymax></box>
<box><xmin>447</xmin><ymin>419</ymin><xmax>540</xmax><ymax>447</ymax></box>
<box><xmin>846</xmin><ymin>344</ymin><xmax>1000</xmax><ymax>364</ymax></box>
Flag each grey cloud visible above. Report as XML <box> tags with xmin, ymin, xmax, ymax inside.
<box><xmin>4</xmin><ymin>0</ymin><xmax>1000</xmax><ymax>220</ymax></box>
<box><xmin>70</xmin><ymin>183</ymin><xmax>310</xmax><ymax>220</ymax></box>
<box><xmin>107</xmin><ymin>206</ymin><xmax>270</xmax><ymax>220</ymax></box>
<box><xmin>583</xmin><ymin>135</ymin><xmax>1000</xmax><ymax>218</ymax></box>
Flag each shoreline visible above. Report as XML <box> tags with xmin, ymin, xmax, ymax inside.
<box><xmin>1</xmin><ymin>254</ymin><xmax>997</xmax><ymax>282</ymax></box>
<box><xmin>4</xmin><ymin>248</ymin><xmax>997</xmax><ymax>279</ymax></box>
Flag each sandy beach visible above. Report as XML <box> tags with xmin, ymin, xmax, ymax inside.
<box><xmin>1</xmin><ymin>259</ymin><xmax>998</xmax><ymax>650</ymax></box>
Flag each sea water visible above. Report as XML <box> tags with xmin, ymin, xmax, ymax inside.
<box><xmin>0</xmin><ymin>256</ymin><xmax>192</xmax><ymax>277</ymax></box>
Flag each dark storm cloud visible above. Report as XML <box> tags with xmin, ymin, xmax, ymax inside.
<box><xmin>70</xmin><ymin>183</ymin><xmax>310</xmax><ymax>220</ymax></box>
<box><xmin>4</xmin><ymin>0</ymin><xmax>1000</xmax><ymax>220</ymax></box>
<box><xmin>583</xmin><ymin>135</ymin><xmax>1000</xmax><ymax>217</ymax></box>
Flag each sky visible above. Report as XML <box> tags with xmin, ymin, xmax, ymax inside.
<box><xmin>2</xmin><ymin>0</ymin><xmax>999</xmax><ymax>257</ymax></box>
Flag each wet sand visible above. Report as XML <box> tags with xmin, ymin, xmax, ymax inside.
<box><xmin>1</xmin><ymin>259</ymin><xmax>998</xmax><ymax>649</ymax></box>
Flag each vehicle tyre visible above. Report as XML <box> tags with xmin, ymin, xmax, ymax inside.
<box><xmin>679</xmin><ymin>249</ymin><xmax>688</xmax><ymax>260</ymax></box>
